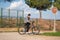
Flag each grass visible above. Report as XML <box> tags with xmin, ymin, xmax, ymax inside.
<box><xmin>41</xmin><ymin>32</ymin><xmax>60</xmax><ymax>36</ymax></box>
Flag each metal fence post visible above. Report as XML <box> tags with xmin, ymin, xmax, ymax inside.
<box><xmin>17</xmin><ymin>10</ymin><xmax>18</xmax><ymax>26</ymax></box>
<box><xmin>8</xmin><ymin>9</ymin><xmax>10</xmax><ymax>27</ymax></box>
<box><xmin>22</xmin><ymin>10</ymin><xmax>24</xmax><ymax>23</ymax></box>
<box><xmin>20</xmin><ymin>10</ymin><xmax>24</xmax><ymax>26</ymax></box>
<box><xmin>36</xmin><ymin>19</ymin><xmax>38</xmax><ymax>27</ymax></box>
<box><xmin>1</xmin><ymin>8</ymin><xmax>3</xmax><ymax>27</ymax></box>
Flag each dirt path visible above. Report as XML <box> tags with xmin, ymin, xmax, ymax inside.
<box><xmin>0</xmin><ymin>32</ymin><xmax>60</xmax><ymax>40</ymax></box>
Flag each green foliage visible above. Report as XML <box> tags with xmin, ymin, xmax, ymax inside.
<box><xmin>42</xmin><ymin>32</ymin><xmax>60</xmax><ymax>36</ymax></box>
<box><xmin>54</xmin><ymin>0</ymin><xmax>60</xmax><ymax>10</ymax></box>
<box><xmin>25</xmin><ymin>0</ymin><xmax>51</xmax><ymax>10</ymax></box>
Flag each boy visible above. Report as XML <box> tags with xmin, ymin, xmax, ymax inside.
<box><xmin>25</xmin><ymin>14</ymin><xmax>31</xmax><ymax>32</ymax></box>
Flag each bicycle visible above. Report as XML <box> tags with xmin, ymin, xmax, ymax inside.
<box><xmin>18</xmin><ymin>22</ymin><xmax>40</xmax><ymax>35</ymax></box>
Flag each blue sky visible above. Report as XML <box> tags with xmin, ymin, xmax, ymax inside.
<box><xmin>0</xmin><ymin>0</ymin><xmax>60</xmax><ymax>19</ymax></box>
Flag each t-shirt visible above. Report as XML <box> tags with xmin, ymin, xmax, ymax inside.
<box><xmin>24</xmin><ymin>18</ymin><xmax>31</xmax><ymax>23</ymax></box>
<box><xmin>24</xmin><ymin>16</ymin><xmax>31</xmax><ymax>23</ymax></box>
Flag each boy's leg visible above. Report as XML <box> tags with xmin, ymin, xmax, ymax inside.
<box><xmin>26</xmin><ymin>25</ymin><xmax>30</xmax><ymax>32</ymax></box>
<box><xmin>25</xmin><ymin>22</ymin><xmax>30</xmax><ymax>32</ymax></box>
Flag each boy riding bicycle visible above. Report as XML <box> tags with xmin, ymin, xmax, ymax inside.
<box><xmin>25</xmin><ymin>14</ymin><xmax>31</xmax><ymax>32</ymax></box>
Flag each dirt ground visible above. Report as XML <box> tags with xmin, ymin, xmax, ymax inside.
<box><xmin>0</xmin><ymin>32</ymin><xmax>60</xmax><ymax>40</ymax></box>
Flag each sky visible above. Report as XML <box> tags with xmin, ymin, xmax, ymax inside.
<box><xmin>0</xmin><ymin>0</ymin><xmax>60</xmax><ymax>20</ymax></box>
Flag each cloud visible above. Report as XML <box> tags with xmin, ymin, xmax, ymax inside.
<box><xmin>8</xmin><ymin>0</ymin><xmax>23</xmax><ymax>9</ymax></box>
<box><xmin>8</xmin><ymin>0</ymin><xmax>31</xmax><ymax>11</ymax></box>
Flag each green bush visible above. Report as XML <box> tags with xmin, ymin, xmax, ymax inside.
<box><xmin>41</xmin><ymin>32</ymin><xmax>60</xmax><ymax>36</ymax></box>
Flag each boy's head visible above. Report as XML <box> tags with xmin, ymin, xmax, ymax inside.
<box><xmin>28</xmin><ymin>14</ymin><xmax>31</xmax><ymax>16</ymax></box>
<box><xmin>27</xmin><ymin>14</ymin><xmax>31</xmax><ymax>20</ymax></box>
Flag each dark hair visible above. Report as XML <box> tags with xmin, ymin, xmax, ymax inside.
<box><xmin>28</xmin><ymin>14</ymin><xmax>31</xmax><ymax>16</ymax></box>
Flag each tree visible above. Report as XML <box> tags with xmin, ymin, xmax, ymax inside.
<box><xmin>4</xmin><ymin>0</ymin><xmax>13</xmax><ymax>2</ymax></box>
<box><xmin>54</xmin><ymin>0</ymin><xmax>60</xmax><ymax>10</ymax></box>
<box><xmin>25</xmin><ymin>0</ymin><xmax>51</xmax><ymax>19</ymax></box>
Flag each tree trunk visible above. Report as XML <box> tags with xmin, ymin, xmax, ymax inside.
<box><xmin>39</xmin><ymin>10</ymin><xmax>42</xmax><ymax>27</ymax></box>
<box><xmin>39</xmin><ymin>10</ymin><xmax>42</xmax><ymax>20</ymax></box>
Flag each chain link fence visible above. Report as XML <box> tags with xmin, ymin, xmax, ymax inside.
<box><xmin>0</xmin><ymin>8</ymin><xmax>60</xmax><ymax>31</ymax></box>
<box><xmin>0</xmin><ymin>8</ymin><xmax>24</xmax><ymax>28</ymax></box>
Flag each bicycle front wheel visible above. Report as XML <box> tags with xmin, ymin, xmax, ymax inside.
<box><xmin>32</xmin><ymin>26</ymin><xmax>40</xmax><ymax>35</ymax></box>
<box><xmin>18</xmin><ymin>26</ymin><xmax>26</xmax><ymax>35</ymax></box>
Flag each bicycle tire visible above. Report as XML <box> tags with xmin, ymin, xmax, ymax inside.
<box><xmin>18</xmin><ymin>24</ymin><xmax>26</xmax><ymax>35</ymax></box>
<box><xmin>32</xmin><ymin>26</ymin><xmax>40</xmax><ymax>35</ymax></box>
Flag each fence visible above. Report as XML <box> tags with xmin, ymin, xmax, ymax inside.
<box><xmin>0</xmin><ymin>8</ymin><xmax>24</xmax><ymax>28</ymax></box>
<box><xmin>0</xmin><ymin>8</ymin><xmax>60</xmax><ymax>31</ymax></box>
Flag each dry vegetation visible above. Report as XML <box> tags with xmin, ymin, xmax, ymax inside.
<box><xmin>0</xmin><ymin>18</ymin><xmax>60</xmax><ymax>31</ymax></box>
